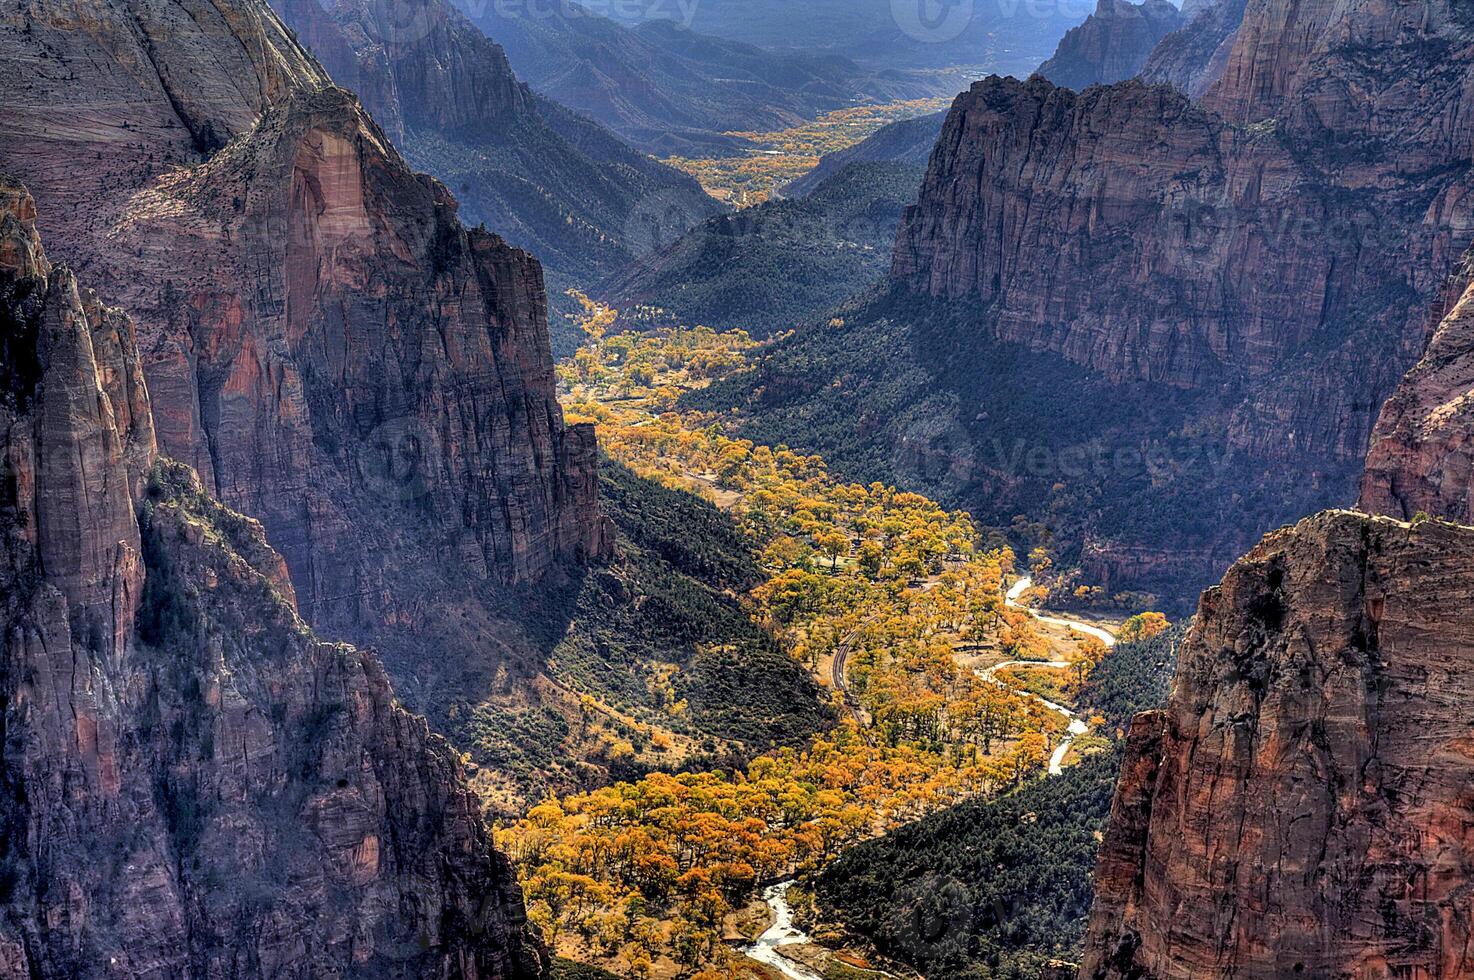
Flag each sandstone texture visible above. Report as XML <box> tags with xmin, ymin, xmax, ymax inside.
<box><xmin>1139</xmin><ymin>0</ymin><xmax>1248</xmax><ymax>97</ymax></box>
<box><xmin>1079</xmin><ymin>510</ymin><xmax>1474</xmax><ymax>980</ymax></box>
<box><xmin>0</xmin><ymin>0</ymin><xmax>611</xmax><ymax>720</ymax></box>
<box><xmin>1361</xmin><ymin>250</ymin><xmax>1474</xmax><ymax>524</ymax></box>
<box><xmin>271</xmin><ymin>0</ymin><xmax>720</xmax><ymax>279</ymax></box>
<box><xmin>0</xmin><ymin>176</ymin><xmax>543</xmax><ymax>979</ymax></box>
<box><xmin>1036</xmin><ymin>0</ymin><xmax>1187</xmax><ymax>92</ymax></box>
<box><xmin>886</xmin><ymin>0</ymin><xmax>1474</xmax><ymax>598</ymax></box>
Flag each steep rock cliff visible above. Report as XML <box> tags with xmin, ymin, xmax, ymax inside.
<box><xmin>271</xmin><ymin>0</ymin><xmax>720</xmax><ymax>280</ymax></box>
<box><xmin>1036</xmin><ymin>0</ymin><xmax>1187</xmax><ymax>91</ymax></box>
<box><xmin>1078</xmin><ymin>509</ymin><xmax>1474</xmax><ymax>979</ymax></box>
<box><xmin>1138</xmin><ymin>0</ymin><xmax>1248</xmax><ymax>97</ymax></box>
<box><xmin>0</xmin><ymin>176</ymin><xmax>543</xmax><ymax>979</ymax></box>
<box><xmin>1361</xmin><ymin>249</ymin><xmax>1474</xmax><ymax>524</ymax></box>
<box><xmin>878</xmin><ymin>0</ymin><xmax>1474</xmax><ymax>599</ymax></box>
<box><xmin>0</xmin><ymin>0</ymin><xmax>616</xmax><ymax>797</ymax></box>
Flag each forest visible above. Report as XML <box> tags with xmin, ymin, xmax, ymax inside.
<box><xmin>491</xmin><ymin>297</ymin><xmax>1169</xmax><ymax>975</ymax></box>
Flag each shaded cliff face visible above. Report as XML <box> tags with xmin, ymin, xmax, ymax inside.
<box><xmin>1139</xmin><ymin>0</ymin><xmax>1248</xmax><ymax>96</ymax></box>
<box><xmin>878</xmin><ymin>0</ymin><xmax>1474</xmax><ymax>599</ymax></box>
<box><xmin>271</xmin><ymin>0</ymin><xmax>720</xmax><ymax>280</ymax></box>
<box><xmin>1036</xmin><ymin>0</ymin><xmax>1186</xmax><ymax>91</ymax></box>
<box><xmin>1079</xmin><ymin>510</ymin><xmax>1474</xmax><ymax>979</ymax></box>
<box><xmin>1361</xmin><ymin>250</ymin><xmax>1474</xmax><ymax>524</ymax></box>
<box><xmin>104</xmin><ymin>85</ymin><xmax>608</xmax><ymax>622</ymax></box>
<box><xmin>1</xmin><ymin>0</ymin><xmax>607</xmax><ymax>608</ymax></box>
<box><xmin>0</xmin><ymin>0</ymin><xmax>615</xmax><ymax>800</ymax></box>
<box><xmin>0</xmin><ymin>178</ymin><xmax>544</xmax><ymax>979</ymax></box>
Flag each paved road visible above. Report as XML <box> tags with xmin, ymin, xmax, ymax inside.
<box><xmin>995</xmin><ymin>577</ymin><xmax>1118</xmax><ymax>774</ymax></box>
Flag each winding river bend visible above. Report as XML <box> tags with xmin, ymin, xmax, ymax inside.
<box><xmin>742</xmin><ymin>882</ymin><xmax>826</xmax><ymax>980</ymax></box>
<box><xmin>1003</xmin><ymin>576</ymin><xmax>1116</xmax><ymax>774</ymax></box>
<box><xmin>744</xmin><ymin>578</ymin><xmax>1117</xmax><ymax>978</ymax></box>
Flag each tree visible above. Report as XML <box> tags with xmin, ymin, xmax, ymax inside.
<box><xmin>817</xmin><ymin>531</ymin><xmax>848</xmax><ymax>572</ymax></box>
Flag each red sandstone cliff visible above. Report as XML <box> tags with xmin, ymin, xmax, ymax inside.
<box><xmin>1036</xmin><ymin>0</ymin><xmax>1186</xmax><ymax>92</ymax></box>
<box><xmin>0</xmin><ymin>176</ymin><xmax>543</xmax><ymax>979</ymax></box>
<box><xmin>0</xmin><ymin>0</ymin><xmax>610</xmax><ymax>722</ymax></box>
<box><xmin>1361</xmin><ymin>249</ymin><xmax>1474</xmax><ymax>524</ymax></box>
<box><xmin>1078</xmin><ymin>509</ymin><xmax>1474</xmax><ymax>980</ymax></box>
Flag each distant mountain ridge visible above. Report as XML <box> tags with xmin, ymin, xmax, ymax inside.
<box><xmin>458</xmin><ymin>0</ymin><xmax>952</xmax><ymax>155</ymax></box>
<box><xmin>273</xmin><ymin>0</ymin><xmax>722</xmax><ymax>282</ymax></box>
<box><xmin>1036</xmin><ymin>0</ymin><xmax>1187</xmax><ymax>90</ymax></box>
<box><xmin>605</xmin><ymin>161</ymin><xmax>926</xmax><ymax>337</ymax></box>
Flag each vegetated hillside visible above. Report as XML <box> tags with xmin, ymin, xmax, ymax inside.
<box><xmin>811</xmin><ymin>627</ymin><xmax>1182</xmax><ymax>979</ymax></box>
<box><xmin>676</xmin><ymin>0</ymin><xmax>1085</xmax><ymax>75</ymax></box>
<box><xmin>784</xmin><ymin>111</ymin><xmax>946</xmax><ymax>198</ymax></box>
<box><xmin>459</xmin><ymin>1</ymin><xmax>947</xmax><ymax>156</ymax></box>
<box><xmin>603</xmin><ymin>162</ymin><xmax>925</xmax><ymax>337</ymax></box>
<box><xmin>452</xmin><ymin>458</ymin><xmax>833</xmax><ymax>809</ymax></box>
<box><xmin>692</xmin><ymin>287</ymin><xmax>1334</xmax><ymax>614</ymax></box>
<box><xmin>273</xmin><ymin>0</ymin><xmax>722</xmax><ymax>284</ymax></box>
<box><xmin>1035</xmin><ymin>0</ymin><xmax>1186</xmax><ymax>91</ymax></box>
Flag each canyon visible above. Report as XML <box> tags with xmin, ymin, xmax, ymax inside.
<box><xmin>720</xmin><ymin>0</ymin><xmax>1474</xmax><ymax>607</ymax></box>
<box><xmin>270</xmin><ymin>0</ymin><xmax>719</xmax><ymax>281</ymax></box>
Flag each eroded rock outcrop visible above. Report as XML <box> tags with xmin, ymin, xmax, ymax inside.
<box><xmin>1361</xmin><ymin>250</ymin><xmax>1474</xmax><ymax>524</ymax></box>
<box><xmin>0</xmin><ymin>176</ymin><xmax>544</xmax><ymax>978</ymax></box>
<box><xmin>884</xmin><ymin>0</ymin><xmax>1474</xmax><ymax>599</ymax></box>
<box><xmin>0</xmin><ymin>0</ymin><xmax>611</xmax><ymax>709</ymax></box>
<box><xmin>1079</xmin><ymin>509</ymin><xmax>1474</xmax><ymax>980</ymax></box>
<box><xmin>1036</xmin><ymin>0</ymin><xmax>1186</xmax><ymax>91</ymax></box>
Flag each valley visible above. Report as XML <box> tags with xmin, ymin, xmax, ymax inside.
<box><xmin>489</xmin><ymin>297</ymin><xmax>1160</xmax><ymax>977</ymax></box>
<box><xmin>8</xmin><ymin>0</ymin><xmax>1474</xmax><ymax>978</ymax></box>
<box><xmin>661</xmin><ymin>99</ymin><xmax>951</xmax><ymax>206</ymax></box>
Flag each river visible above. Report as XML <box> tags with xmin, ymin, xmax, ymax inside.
<box><xmin>742</xmin><ymin>882</ymin><xmax>827</xmax><ymax>980</ymax></box>
<box><xmin>744</xmin><ymin>578</ymin><xmax>1114</xmax><ymax>977</ymax></box>
<box><xmin>1000</xmin><ymin>577</ymin><xmax>1114</xmax><ymax>773</ymax></box>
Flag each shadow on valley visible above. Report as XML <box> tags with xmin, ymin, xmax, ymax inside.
<box><xmin>694</xmin><ymin>286</ymin><xmax>1358</xmax><ymax>613</ymax></box>
<box><xmin>365</xmin><ymin>458</ymin><xmax>832</xmax><ymax>814</ymax></box>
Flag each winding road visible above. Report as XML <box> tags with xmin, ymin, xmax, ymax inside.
<box><xmin>745</xmin><ymin>577</ymin><xmax>1118</xmax><ymax>979</ymax></box>
<box><xmin>998</xmin><ymin>576</ymin><xmax>1116</xmax><ymax>775</ymax></box>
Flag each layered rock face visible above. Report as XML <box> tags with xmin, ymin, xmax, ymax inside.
<box><xmin>1361</xmin><ymin>252</ymin><xmax>1474</xmax><ymax>524</ymax></box>
<box><xmin>0</xmin><ymin>0</ymin><xmax>609</xmax><ymax>647</ymax></box>
<box><xmin>1079</xmin><ymin>510</ymin><xmax>1474</xmax><ymax>980</ymax></box>
<box><xmin>886</xmin><ymin>0</ymin><xmax>1474</xmax><ymax>597</ymax></box>
<box><xmin>0</xmin><ymin>177</ymin><xmax>543</xmax><ymax>979</ymax></box>
<box><xmin>270</xmin><ymin>0</ymin><xmax>719</xmax><ymax>278</ymax></box>
<box><xmin>1139</xmin><ymin>0</ymin><xmax>1248</xmax><ymax>96</ymax></box>
<box><xmin>1036</xmin><ymin>0</ymin><xmax>1186</xmax><ymax>91</ymax></box>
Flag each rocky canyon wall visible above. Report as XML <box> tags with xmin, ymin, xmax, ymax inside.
<box><xmin>0</xmin><ymin>175</ymin><xmax>543</xmax><ymax>979</ymax></box>
<box><xmin>884</xmin><ymin>0</ymin><xmax>1474</xmax><ymax>600</ymax></box>
<box><xmin>0</xmin><ymin>0</ymin><xmax>609</xmax><ymax>667</ymax></box>
<box><xmin>1078</xmin><ymin>509</ymin><xmax>1474</xmax><ymax>980</ymax></box>
<box><xmin>1036</xmin><ymin>0</ymin><xmax>1186</xmax><ymax>92</ymax></box>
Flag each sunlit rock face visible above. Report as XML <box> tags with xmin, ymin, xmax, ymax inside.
<box><xmin>1080</xmin><ymin>510</ymin><xmax>1474</xmax><ymax>980</ymax></box>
